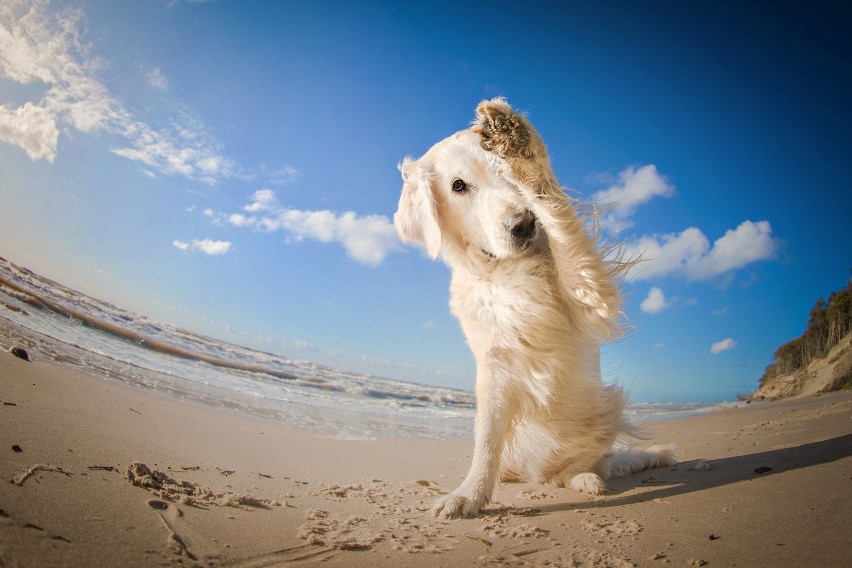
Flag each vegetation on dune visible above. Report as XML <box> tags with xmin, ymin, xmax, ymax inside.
<box><xmin>758</xmin><ymin>280</ymin><xmax>852</xmax><ymax>391</ymax></box>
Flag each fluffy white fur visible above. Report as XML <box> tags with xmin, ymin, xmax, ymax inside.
<box><xmin>394</xmin><ymin>98</ymin><xmax>675</xmax><ymax>518</ymax></box>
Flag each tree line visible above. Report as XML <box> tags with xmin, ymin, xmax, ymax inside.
<box><xmin>759</xmin><ymin>280</ymin><xmax>852</xmax><ymax>386</ymax></box>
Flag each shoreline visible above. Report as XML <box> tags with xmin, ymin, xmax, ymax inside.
<box><xmin>0</xmin><ymin>312</ymin><xmax>739</xmax><ymax>441</ymax></box>
<box><xmin>2</xmin><ymin>352</ymin><xmax>851</xmax><ymax>567</ymax></box>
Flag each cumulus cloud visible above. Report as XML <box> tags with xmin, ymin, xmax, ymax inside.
<box><xmin>0</xmin><ymin>1</ymin><xmax>247</xmax><ymax>184</ymax></box>
<box><xmin>0</xmin><ymin>102</ymin><xmax>59</xmax><ymax>161</ymax></box>
<box><xmin>592</xmin><ymin>164</ymin><xmax>675</xmax><ymax>228</ymax></box>
<box><xmin>587</xmin><ymin>165</ymin><xmax>779</xmax><ymax>283</ymax></box>
<box><xmin>220</xmin><ymin>189</ymin><xmax>402</xmax><ymax>266</ymax></box>
<box><xmin>626</xmin><ymin>221</ymin><xmax>779</xmax><ymax>282</ymax></box>
<box><xmin>172</xmin><ymin>239</ymin><xmax>232</xmax><ymax>255</ymax></box>
<box><xmin>640</xmin><ymin>287</ymin><xmax>670</xmax><ymax>315</ymax></box>
<box><xmin>710</xmin><ymin>338</ymin><xmax>736</xmax><ymax>354</ymax></box>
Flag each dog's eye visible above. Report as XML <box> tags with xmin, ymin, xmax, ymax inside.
<box><xmin>451</xmin><ymin>179</ymin><xmax>468</xmax><ymax>193</ymax></box>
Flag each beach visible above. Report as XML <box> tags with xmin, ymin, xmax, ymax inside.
<box><xmin>2</xmin><ymin>352</ymin><xmax>850</xmax><ymax>567</ymax></box>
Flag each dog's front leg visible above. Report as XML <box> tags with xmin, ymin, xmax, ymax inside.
<box><xmin>433</xmin><ymin>363</ymin><xmax>513</xmax><ymax>518</ymax></box>
<box><xmin>474</xmin><ymin>98</ymin><xmax>623</xmax><ymax>338</ymax></box>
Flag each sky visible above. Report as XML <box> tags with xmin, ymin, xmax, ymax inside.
<box><xmin>1</xmin><ymin>0</ymin><xmax>850</xmax><ymax>402</ymax></box>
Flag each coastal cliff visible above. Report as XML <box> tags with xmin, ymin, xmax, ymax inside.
<box><xmin>749</xmin><ymin>330</ymin><xmax>852</xmax><ymax>400</ymax></box>
<box><xmin>749</xmin><ymin>281</ymin><xmax>852</xmax><ymax>401</ymax></box>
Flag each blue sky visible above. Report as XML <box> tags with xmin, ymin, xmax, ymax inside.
<box><xmin>1</xmin><ymin>0</ymin><xmax>850</xmax><ymax>402</ymax></box>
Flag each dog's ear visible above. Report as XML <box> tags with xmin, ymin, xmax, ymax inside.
<box><xmin>394</xmin><ymin>157</ymin><xmax>442</xmax><ymax>258</ymax></box>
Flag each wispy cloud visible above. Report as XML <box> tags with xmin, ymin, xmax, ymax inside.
<box><xmin>145</xmin><ymin>66</ymin><xmax>169</xmax><ymax>91</ymax></box>
<box><xmin>172</xmin><ymin>238</ymin><xmax>232</xmax><ymax>255</ymax></box>
<box><xmin>0</xmin><ymin>1</ymin><xmax>279</xmax><ymax>186</ymax></box>
<box><xmin>710</xmin><ymin>337</ymin><xmax>736</xmax><ymax>354</ymax></box>
<box><xmin>110</xmin><ymin>118</ymin><xmax>235</xmax><ymax>184</ymax></box>
<box><xmin>640</xmin><ymin>286</ymin><xmax>671</xmax><ymax>315</ymax></box>
<box><xmin>625</xmin><ymin>220</ymin><xmax>779</xmax><ymax>282</ymax></box>
<box><xmin>217</xmin><ymin>189</ymin><xmax>403</xmax><ymax>266</ymax></box>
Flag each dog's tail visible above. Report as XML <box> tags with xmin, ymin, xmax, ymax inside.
<box><xmin>605</xmin><ymin>445</ymin><xmax>677</xmax><ymax>479</ymax></box>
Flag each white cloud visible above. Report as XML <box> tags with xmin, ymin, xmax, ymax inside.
<box><xmin>221</xmin><ymin>189</ymin><xmax>403</xmax><ymax>266</ymax></box>
<box><xmin>0</xmin><ymin>1</ymin><xmax>70</xmax><ymax>85</ymax></box>
<box><xmin>110</xmin><ymin>117</ymin><xmax>237</xmax><ymax>184</ymax></box>
<box><xmin>626</xmin><ymin>221</ymin><xmax>778</xmax><ymax>282</ymax></box>
<box><xmin>689</xmin><ymin>220</ymin><xmax>778</xmax><ymax>280</ymax></box>
<box><xmin>627</xmin><ymin>227</ymin><xmax>709</xmax><ymax>279</ymax></box>
<box><xmin>243</xmin><ymin>188</ymin><xmax>277</xmax><ymax>212</ymax></box>
<box><xmin>593</xmin><ymin>164</ymin><xmax>675</xmax><ymax>227</ymax></box>
<box><xmin>0</xmin><ymin>102</ymin><xmax>59</xmax><ymax>161</ymax></box>
<box><xmin>193</xmin><ymin>239</ymin><xmax>231</xmax><ymax>255</ymax></box>
<box><xmin>587</xmin><ymin>165</ymin><xmax>779</xmax><ymax>284</ymax></box>
<box><xmin>0</xmin><ymin>1</ymin><xmax>242</xmax><ymax>184</ymax></box>
<box><xmin>710</xmin><ymin>338</ymin><xmax>736</xmax><ymax>354</ymax></box>
<box><xmin>640</xmin><ymin>287</ymin><xmax>670</xmax><ymax>314</ymax></box>
<box><xmin>146</xmin><ymin>67</ymin><xmax>169</xmax><ymax>91</ymax></box>
<box><xmin>172</xmin><ymin>238</ymin><xmax>232</xmax><ymax>255</ymax></box>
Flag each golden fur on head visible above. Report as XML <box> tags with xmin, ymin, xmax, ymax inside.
<box><xmin>395</xmin><ymin>98</ymin><xmax>674</xmax><ymax>518</ymax></box>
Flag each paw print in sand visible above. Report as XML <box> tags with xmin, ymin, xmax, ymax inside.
<box><xmin>473</xmin><ymin>98</ymin><xmax>533</xmax><ymax>159</ymax></box>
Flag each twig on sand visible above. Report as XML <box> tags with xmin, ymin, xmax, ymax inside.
<box><xmin>12</xmin><ymin>464</ymin><xmax>72</xmax><ymax>486</ymax></box>
<box><xmin>466</xmin><ymin>535</ymin><xmax>493</xmax><ymax>548</ymax></box>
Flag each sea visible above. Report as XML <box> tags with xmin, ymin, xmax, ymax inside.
<box><xmin>0</xmin><ymin>257</ymin><xmax>739</xmax><ymax>440</ymax></box>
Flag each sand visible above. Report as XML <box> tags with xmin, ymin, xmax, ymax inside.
<box><xmin>1</xmin><ymin>352</ymin><xmax>851</xmax><ymax>567</ymax></box>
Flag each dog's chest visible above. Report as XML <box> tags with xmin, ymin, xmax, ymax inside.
<box><xmin>449</xmin><ymin>265</ymin><xmax>551</xmax><ymax>347</ymax></box>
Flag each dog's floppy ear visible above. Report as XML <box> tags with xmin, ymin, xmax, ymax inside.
<box><xmin>394</xmin><ymin>157</ymin><xmax>442</xmax><ymax>258</ymax></box>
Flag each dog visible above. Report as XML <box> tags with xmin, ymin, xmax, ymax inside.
<box><xmin>394</xmin><ymin>98</ymin><xmax>675</xmax><ymax>518</ymax></box>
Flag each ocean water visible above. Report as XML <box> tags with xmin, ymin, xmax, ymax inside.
<box><xmin>0</xmin><ymin>258</ymin><xmax>738</xmax><ymax>440</ymax></box>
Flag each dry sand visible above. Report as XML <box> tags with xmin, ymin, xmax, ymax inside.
<box><xmin>1</xmin><ymin>351</ymin><xmax>850</xmax><ymax>567</ymax></box>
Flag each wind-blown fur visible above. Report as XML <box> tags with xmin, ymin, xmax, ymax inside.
<box><xmin>394</xmin><ymin>98</ymin><xmax>675</xmax><ymax>518</ymax></box>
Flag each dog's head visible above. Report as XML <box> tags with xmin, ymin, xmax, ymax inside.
<box><xmin>394</xmin><ymin>130</ymin><xmax>540</xmax><ymax>263</ymax></box>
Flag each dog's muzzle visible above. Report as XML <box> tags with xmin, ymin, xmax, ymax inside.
<box><xmin>507</xmin><ymin>210</ymin><xmax>537</xmax><ymax>248</ymax></box>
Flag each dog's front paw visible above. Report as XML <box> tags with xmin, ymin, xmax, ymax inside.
<box><xmin>473</xmin><ymin>98</ymin><xmax>533</xmax><ymax>159</ymax></box>
<box><xmin>551</xmin><ymin>471</ymin><xmax>606</xmax><ymax>495</ymax></box>
<box><xmin>432</xmin><ymin>489</ymin><xmax>487</xmax><ymax>518</ymax></box>
<box><xmin>569</xmin><ymin>472</ymin><xmax>606</xmax><ymax>495</ymax></box>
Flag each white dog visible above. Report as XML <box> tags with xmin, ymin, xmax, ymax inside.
<box><xmin>394</xmin><ymin>98</ymin><xmax>675</xmax><ymax>518</ymax></box>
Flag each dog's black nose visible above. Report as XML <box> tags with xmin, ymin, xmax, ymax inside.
<box><xmin>508</xmin><ymin>210</ymin><xmax>537</xmax><ymax>245</ymax></box>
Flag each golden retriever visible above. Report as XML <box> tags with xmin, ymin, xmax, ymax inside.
<box><xmin>394</xmin><ymin>98</ymin><xmax>675</xmax><ymax>518</ymax></box>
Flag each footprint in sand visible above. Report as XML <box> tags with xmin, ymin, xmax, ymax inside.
<box><xmin>298</xmin><ymin>510</ymin><xmax>383</xmax><ymax>550</ymax></box>
<box><xmin>476</xmin><ymin>546</ymin><xmax>636</xmax><ymax>568</ymax></box>
<box><xmin>147</xmin><ymin>498</ymin><xmax>199</xmax><ymax>562</ymax></box>
<box><xmin>298</xmin><ymin>480</ymin><xmax>457</xmax><ymax>555</ymax></box>
<box><xmin>580</xmin><ymin>515</ymin><xmax>643</xmax><ymax>540</ymax></box>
